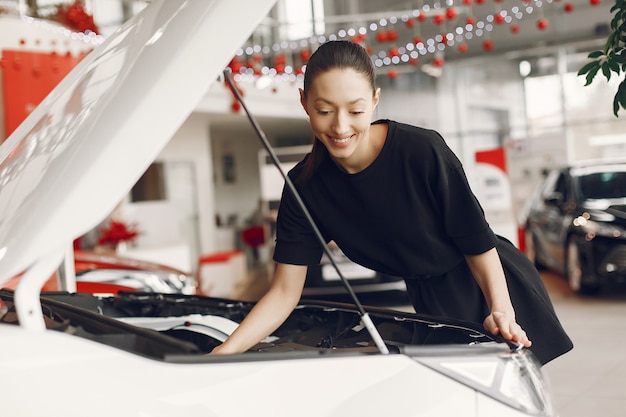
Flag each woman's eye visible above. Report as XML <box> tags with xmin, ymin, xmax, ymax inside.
<box><xmin>316</xmin><ymin>110</ymin><xmax>331</xmax><ymax>115</ymax></box>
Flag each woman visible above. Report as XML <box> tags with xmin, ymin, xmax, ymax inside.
<box><xmin>212</xmin><ymin>40</ymin><xmax>572</xmax><ymax>365</ymax></box>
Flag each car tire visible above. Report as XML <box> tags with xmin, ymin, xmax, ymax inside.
<box><xmin>524</xmin><ymin>227</ymin><xmax>545</xmax><ymax>270</ymax></box>
<box><xmin>565</xmin><ymin>235</ymin><xmax>600</xmax><ymax>295</ymax></box>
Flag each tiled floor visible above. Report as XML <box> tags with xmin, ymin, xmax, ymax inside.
<box><xmin>540</xmin><ymin>272</ymin><xmax>626</xmax><ymax>417</ymax></box>
<box><xmin>232</xmin><ymin>263</ymin><xmax>626</xmax><ymax>417</ymax></box>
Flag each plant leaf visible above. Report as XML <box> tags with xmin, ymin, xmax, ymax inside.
<box><xmin>578</xmin><ymin>60</ymin><xmax>600</xmax><ymax>76</ymax></box>
<box><xmin>585</xmin><ymin>66</ymin><xmax>600</xmax><ymax>85</ymax></box>
<box><xmin>602</xmin><ymin>61</ymin><xmax>612</xmax><ymax>81</ymax></box>
<box><xmin>588</xmin><ymin>50</ymin><xmax>604</xmax><ymax>58</ymax></box>
<box><xmin>615</xmin><ymin>81</ymin><xmax>626</xmax><ymax>116</ymax></box>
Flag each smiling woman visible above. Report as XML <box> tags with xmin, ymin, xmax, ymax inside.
<box><xmin>211</xmin><ymin>40</ymin><xmax>573</xmax><ymax>366</ymax></box>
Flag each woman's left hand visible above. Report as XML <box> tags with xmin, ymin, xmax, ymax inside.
<box><xmin>483</xmin><ymin>311</ymin><xmax>532</xmax><ymax>348</ymax></box>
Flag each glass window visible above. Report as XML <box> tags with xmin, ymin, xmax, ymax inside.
<box><xmin>281</xmin><ymin>0</ymin><xmax>325</xmax><ymax>40</ymax></box>
<box><xmin>578</xmin><ymin>172</ymin><xmax>626</xmax><ymax>200</ymax></box>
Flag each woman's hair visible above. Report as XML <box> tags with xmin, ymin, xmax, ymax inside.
<box><xmin>297</xmin><ymin>40</ymin><xmax>377</xmax><ymax>184</ymax></box>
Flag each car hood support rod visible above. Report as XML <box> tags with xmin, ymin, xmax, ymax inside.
<box><xmin>223</xmin><ymin>69</ymin><xmax>389</xmax><ymax>354</ymax></box>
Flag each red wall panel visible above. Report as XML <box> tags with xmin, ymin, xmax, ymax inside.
<box><xmin>1</xmin><ymin>49</ymin><xmax>84</xmax><ymax>138</ymax></box>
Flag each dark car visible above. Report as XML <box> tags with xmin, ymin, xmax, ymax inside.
<box><xmin>524</xmin><ymin>162</ymin><xmax>626</xmax><ymax>294</ymax></box>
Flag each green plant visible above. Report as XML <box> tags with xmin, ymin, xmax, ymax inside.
<box><xmin>578</xmin><ymin>0</ymin><xmax>626</xmax><ymax>116</ymax></box>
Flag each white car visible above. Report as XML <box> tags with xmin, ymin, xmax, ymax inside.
<box><xmin>0</xmin><ymin>1</ymin><xmax>556</xmax><ymax>416</ymax></box>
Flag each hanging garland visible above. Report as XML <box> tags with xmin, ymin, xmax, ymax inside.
<box><xmin>231</xmin><ymin>0</ymin><xmax>596</xmax><ymax>83</ymax></box>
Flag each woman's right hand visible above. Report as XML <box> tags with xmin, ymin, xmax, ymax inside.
<box><xmin>207</xmin><ymin>263</ymin><xmax>308</xmax><ymax>355</ymax></box>
<box><xmin>209</xmin><ymin>343</ymin><xmax>232</xmax><ymax>355</ymax></box>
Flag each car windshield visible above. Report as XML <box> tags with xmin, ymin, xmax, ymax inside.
<box><xmin>578</xmin><ymin>171</ymin><xmax>626</xmax><ymax>200</ymax></box>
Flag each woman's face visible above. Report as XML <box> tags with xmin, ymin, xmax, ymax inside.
<box><xmin>300</xmin><ymin>68</ymin><xmax>380</xmax><ymax>171</ymax></box>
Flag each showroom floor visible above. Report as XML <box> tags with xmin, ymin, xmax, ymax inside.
<box><xmin>233</xmin><ymin>263</ymin><xmax>626</xmax><ymax>417</ymax></box>
<box><xmin>539</xmin><ymin>272</ymin><xmax>626</xmax><ymax>417</ymax></box>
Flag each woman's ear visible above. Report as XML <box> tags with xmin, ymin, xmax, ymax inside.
<box><xmin>299</xmin><ymin>88</ymin><xmax>309</xmax><ymax>115</ymax></box>
<box><xmin>373</xmin><ymin>87</ymin><xmax>381</xmax><ymax>109</ymax></box>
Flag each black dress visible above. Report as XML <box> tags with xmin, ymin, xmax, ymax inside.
<box><xmin>273</xmin><ymin>119</ymin><xmax>573</xmax><ymax>365</ymax></box>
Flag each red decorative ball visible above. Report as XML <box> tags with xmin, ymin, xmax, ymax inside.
<box><xmin>231</xmin><ymin>101</ymin><xmax>241</xmax><ymax>112</ymax></box>
<box><xmin>564</xmin><ymin>2</ymin><xmax>574</xmax><ymax>11</ymax></box>
<box><xmin>414</xmin><ymin>36</ymin><xmax>425</xmax><ymax>45</ymax></box>
<box><xmin>433</xmin><ymin>14</ymin><xmax>446</xmax><ymax>25</ymax></box>
<box><xmin>466</xmin><ymin>16</ymin><xmax>477</xmax><ymax>25</ymax></box>
<box><xmin>432</xmin><ymin>57</ymin><xmax>444</xmax><ymax>67</ymax></box>
<box><xmin>409</xmin><ymin>57</ymin><xmax>419</xmax><ymax>65</ymax></box>
<box><xmin>536</xmin><ymin>18</ymin><xmax>548</xmax><ymax>30</ymax></box>
<box><xmin>229</xmin><ymin>58</ymin><xmax>243</xmax><ymax>74</ymax></box>
<box><xmin>463</xmin><ymin>0</ymin><xmax>472</xmax><ymax>5</ymax></box>
<box><xmin>387</xmin><ymin>29</ymin><xmax>399</xmax><ymax>42</ymax></box>
<box><xmin>417</xmin><ymin>13</ymin><xmax>427</xmax><ymax>22</ymax></box>
<box><xmin>510</xmin><ymin>24</ymin><xmax>520</xmax><ymax>34</ymax></box>
<box><xmin>446</xmin><ymin>7</ymin><xmax>457</xmax><ymax>20</ymax></box>
<box><xmin>482</xmin><ymin>39</ymin><xmax>494</xmax><ymax>51</ymax></box>
<box><xmin>475</xmin><ymin>0</ymin><xmax>485</xmax><ymax>4</ymax></box>
<box><xmin>589</xmin><ymin>0</ymin><xmax>600</xmax><ymax>5</ymax></box>
<box><xmin>405</xmin><ymin>19</ymin><xmax>415</xmax><ymax>28</ymax></box>
<box><xmin>300</xmin><ymin>48</ymin><xmax>311</xmax><ymax>62</ymax></box>
<box><xmin>458</xmin><ymin>43</ymin><xmax>468</xmax><ymax>53</ymax></box>
<box><xmin>387</xmin><ymin>68</ymin><xmax>398</xmax><ymax>79</ymax></box>
<box><xmin>376</xmin><ymin>31</ymin><xmax>389</xmax><ymax>43</ymax></box>
<box><xmin>388</xmin><ymin>47</ymin><xmax>399</xmax><ymax>57</ymax></box>
<box><xmin>495</xmin><ymin>13</ymin><xmax>506</xmax><ymax>24</ymax></box>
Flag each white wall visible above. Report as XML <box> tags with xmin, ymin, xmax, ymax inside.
<box><xmin>210</xmin><ymin>129</ymin><xmax>265</xmax><ymax>229</ymax></box>
<box><xmin>158</xmin><ymin>114</ymin><xmax>217</xmax><ymax>257</ymax></box>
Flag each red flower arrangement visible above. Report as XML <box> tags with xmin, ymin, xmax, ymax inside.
<box><xmin>55</xmin><ymin>1</ymin><xmax>99</xmax><ymax>34</ymax></box>
<box><xmin>97</xmin><ymin>220</ymin><xmax>140</xmax><ymax>248</ymax></box>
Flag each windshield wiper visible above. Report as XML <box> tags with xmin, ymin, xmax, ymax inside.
<box><xmin>223</xmin><ymin>69</ymin><xmax>389</xmax><ymax>354</ymax></box>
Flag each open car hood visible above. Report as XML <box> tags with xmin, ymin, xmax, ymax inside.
<box><xmin>0</xmin><ymin>289</ymin><xmax>508</xmax><ymax>358</ymax></box>
<box><xmin>0</xmin><ymin>0</ymin><xmax>276</xmax><ymax>285</ymax></box>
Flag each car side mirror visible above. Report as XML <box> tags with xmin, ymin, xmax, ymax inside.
<box><xmin>543</xmin><ymin>192</ymin><xmax>563</xmax><ymax>206</ymax></box>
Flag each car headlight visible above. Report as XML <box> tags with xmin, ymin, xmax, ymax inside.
<box><xmin>573</xmin><ymin>214</ymin><xmax>624</xmax><ymax>239</ymax></box>
<box><xmin>409</xmin><ymin>345</ymin><xmax>555</xmax><ymax>416</ymax></box>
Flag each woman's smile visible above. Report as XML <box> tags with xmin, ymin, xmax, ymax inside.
<box><xmin>329</xmin><ymin>135</ymin><xmax>353</xmax><ymax>146</ymax></box>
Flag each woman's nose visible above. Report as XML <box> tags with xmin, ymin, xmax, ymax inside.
<box><xmin>331</xmin><ymin>112</ymin><xmax>349</xmax><ymax>135</ymax></box>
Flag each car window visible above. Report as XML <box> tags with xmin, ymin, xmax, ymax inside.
<box><xmin>540</xmin><ymin>170</ymin><xmax>560</xmax><ymax>197</ymax></box>
<box><xmin>554</xmin><ymin>173</ymin><xmax>569</xmax><ymax>200</ymax></box>
<box><xmin>578</xmin><ymin>171</ymin><xmax>626</xmax><ymax>200</ymax></box>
